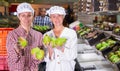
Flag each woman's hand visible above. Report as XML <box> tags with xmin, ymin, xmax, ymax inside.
<box><xmin>32</xmin><ymin>53</ymin><xmax>43</xmax><ymax>61</ymax></box>
<box><xmin>14</xmin><ymin>42</ymin><xmax>25</xmax><ymax>56</ymax></box>
<box><xmin>45</xmin><ymin>44</ymin><xmax>54</xmax><ymax>60</ymax></box>
<box><xmin>56</xmin><ymin>46</ymin><xmax>64</xmax><ymax>52</ymax></box>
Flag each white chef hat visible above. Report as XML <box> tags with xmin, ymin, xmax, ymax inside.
<box><xmin>17</xmin><ymin>2</ymin><xmax>34</xmax><ymax>16</ymax></box>
<box><xmin>47</xmin><ymin>6</ymin><xmax>66</xmax><ymax>16</ymax></box>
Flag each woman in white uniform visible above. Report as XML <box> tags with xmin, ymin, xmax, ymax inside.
<box><xmin>44</xmin><ymin>6</ymin><xmax>78</xmax><ymax>71</ymax></box>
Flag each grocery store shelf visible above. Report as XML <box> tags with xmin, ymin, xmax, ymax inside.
<box><xmin>86</xmin><ymin>24</ymin><xmax>120</xmax><ymax>39</ymax></box>
<box><xmin>87</xmin><ymin>11</ymin><xmax>120</xmax><ymax>15</ymax></box>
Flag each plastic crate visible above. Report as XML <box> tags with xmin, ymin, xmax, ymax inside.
<box><xmin>95</xmin><ymin>36</ymin><xmax>119</xmax><ymax>56</ymax></box>
<box><xmin>87</xmin><ymin>32</ymin><xmax>106</xmax><ymax>46</ymax></box>
<box><xmin>0</xmin><ymin>28</ymin><xmax>14</xmax><ymax>56</ymax></box>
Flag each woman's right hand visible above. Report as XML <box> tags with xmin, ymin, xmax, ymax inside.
<box><xmin>14</xmin><ymin>43</ymin><xmax>24</xmax><ymax>56</ymax></box>
<box><xmin>45</xmin><ymin>44</ymin><xmax>54</xmax><ymax>60</ymax></box>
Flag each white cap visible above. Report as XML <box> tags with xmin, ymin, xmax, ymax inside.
<box><xmin>17</xmin><ymin>2</ymin><xmax>34</xmax><ymax>16</ymax></box>
<box><xmin>47</xmin><ymin>6</ymin><xmax>66</xmax><ymax>16</ymax></box>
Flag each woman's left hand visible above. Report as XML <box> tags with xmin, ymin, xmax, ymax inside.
<box><xmin>56</xmin><ymin>46</ymin><xmax>64</xmax><ymax>52</ymax></box>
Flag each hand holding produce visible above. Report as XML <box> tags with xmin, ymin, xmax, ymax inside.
<box><xmin>43</xmin><ymin>35</ymin><xmax>67</xmax><ymax>48</ymax></box>
<box><xmin>31</xmin><ymin>47</ymin><xmax>45</xmax><ymax>60</ymax></box>
<box><xmin>55</xmin><ymin>37</ymin><xmax>67</xmax><ymax>47</ymax></box>
<box><xmin>50</xmin><ymin>37</ymin><xmax>56</xmax><ymax>48</ymax></box>
<box><xmin>18</xmin><ymin>37</ymin><xmax>28</xmax><ymax>48</ymax></box>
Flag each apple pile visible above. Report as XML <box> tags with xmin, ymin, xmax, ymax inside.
<box><xmin>18</xmin><ymin>37</ymin><xmax>28</xmax><ymax>48</ymax></box>
<box><xmin>43</xmin><ymin>34</ymin><xmax>67</xmax><ymax>48</ymax></box>
<box><xmin>31</xmin><ymin>47</ymin><xmax>45</xmax><ymax>60</ymax></box>
<box><xmin>96</xmin><ymin>39</ymin><xmax>116</xmax><ymax>51</ymax></box>
<box><xmin>107</xmin><ymin>48</ymin><xmax>120</xmax><ymax>63</ymax></box>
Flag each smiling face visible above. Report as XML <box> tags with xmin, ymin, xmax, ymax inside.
<box><xmin>18</xmin><ymin>12</ymin><xmax>34</xmax><ymax>28</ymax></box>
<box><xmin>50</xmin><ymin>14</ymin><xmax>64</xmax><ymax>27</ymax></box>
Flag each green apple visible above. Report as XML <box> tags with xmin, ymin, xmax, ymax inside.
<box><xmin>115</xmin><ymin>51</ymin><xmax>120</xmax><ymax>54</ymax></box>
<box><xmin>99</xmin><ymin>45</ymin><xmax>106</xmax><ymax>51</ymax></box>
<box><xmin>31</xmin><ymin>47</ymin><xmax>40</xmax><ymax>55</ymax></box>
<box><xmin>50</xmin><ymin>37</ymin><xmax>57</xmax><ymax>48</ymax></box>
<box><xmin>108</xmin><ymin>52</ymin><xmax>114</xmax><ymax>58</ymax></box>
<box><xmin>112</xmin><ymin>57</ymin><xmax>120</xmax><ymax>63</ymax></box>
<box><xmin>106</xmin><ymin>39</ymin><xmax>116</xmax><ymax>45</ymax></box>
<box><xmin>114</xmin><ymin>28</ymin><xmax>120</xmax><ymax>33</ymax></box>
<box><xmin>56</xmin><ymin>37</ymin><xmax>67</xmax><ymax>47</ymax></box>
<box><xmin>101</xmin><ymin>41</ymin><xmax>109</xmax><ymax>47</ymax></box>
<box><xmin>18</xmin><ymin>37</ymin><xmax>28</xmax><ymax>48</ymax></box>
<box><xmin>96</xmin><ymin>43</ymin><xmax>102</xmax><ymax>49</ymax></box>
<box><xmin>43</xmin><ymin>34</ymin><xmax>51</xmax><ymax>45</ymax></box>
<box><xmin>86</xmin><ymin>28</ymin><xmax>91</xmax><ymax>32</ymax></box>
<box><xmin>36</xmin><ymin>49</ymin><xmax>45</xmax><ymax>60</ymax></box>
<box><xmin>109</xmin><ymin>55</ymin><xmax>118</xmax><ymax>61</ymax></box>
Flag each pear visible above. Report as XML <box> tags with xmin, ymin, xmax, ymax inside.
<box><xmin>50</xmin><ymin>37</ymin><xmax>56</xmax><ymax>48</ymax></box>
<box><xmin>101</xmin><ymin>41</ymin><xmax>109</xmax><ymax>47</ymax></box>
<box><xmin>113</xmin><ymin>58</ymin><xmax>120</xmax><ymax>63</ymax></box>
<box><xmin>108</xmin><ymin>52</ymin><xmax>114</xmax><ymax>58</ymax></box>
<box><xmin>99</xmin><ymin>45</ymin><xmax>106</xmax><ymax>51</ymax></box>
<box><xmin>56</xmin><ymin>37</ymin><xmax>67</xmax><ymax>47</ymax></box>
<box><xmin>36</xmin><ymin>49</ymin><xmax>45</xmax><ymax>60</ymax></box>
<box><xmin>111</xmin><ymin>57</ymin><xmax>120</xmax><ymax>63</ymax></box>
<box><xmin>18</xmin><ymin>37</ymin><xmax>28</xmax><ymax>48</ymax></box>
<box><xmin>33</xmin><ymin>25</ymin><xmax>40</xmax><ymax>31</ymax></box>
<box><xmin>114</xmin><ymin>28</ymin><xmax>120</xmax><ymax>33</ymax></box>
<box><xmin>109</xmin><ymin>55</ymin><xmax>118</xmax><ymax>61</ymax></box>
<box><xmin>115</xmin><ymin>51</ymin><xmax>120</xmax><ymax>54</ymax></box>
<box><xmin>86</xmin><ymin>28</ymin><xmax>91</xmax><ymax>32</ymax></box>
<box><xmin>96</xmin><ymin>43</ymin><xmax>102</xmax><ymax>49</ymax></box>
<box><xmin>106</xmin><ymin>39</ymin><xmax>116</xmax><ymax>45</ymax></box>
<box><xmin>43</xmin><ymin>34</ymin><xmax>51</xmax><ymax>45</ymax></box>
<box><xmin>31</xmin><ymin>47</ymin><xmax>40</xmax><ymax>55</ymax></box>
<box><xmin>42</xmin><ymin>26</ymin><xmax>48</xmax><ymax>30</ymax></box>
<box><xmin>31</xmin><ymin>47</ymin><xmax>45</xmax><ymax>60</ymax></box>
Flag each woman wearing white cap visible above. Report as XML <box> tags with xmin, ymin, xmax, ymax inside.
<box><xmin>6</xmin><ymin>2</ymin><xmax>43</xmax><ymax>71</ymax></box>
<box><xmin>44</xmin><ymin>6</ymin><xmax>77</xmax><ymax>71</ymax></box>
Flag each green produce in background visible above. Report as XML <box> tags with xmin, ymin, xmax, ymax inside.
<box><xmin>108</xmin><ymin>50</ymin><xmax>120</xmax><ymax>63</ymax></box>
<box><xmin>101</xmin><ymin>41</ymin><xmax>109</xmax><ymax>47</ymax></box>
<box><xmin>33</xmin><ymin>25</ymin><xmax>50</xmax><ymax>32</ymax></box>
<box><xmin>99</xmin><ymin>45</ymin><xmax>107</xmax><ymax>51</ymax></box>
<box><xmin>95</xmin><ymin>39</ymin><xmax>116</xmax><ymax>51</ymax></box>
<box><xmin>96</xmin><ymin>43</ymin><xmax>102</xmax><ymax>49</ymax></box>
<box><xmin>114</xmin><ymin>27</ymin><xmax>120</xmax><ymax>33</ymax></box>
<box><xmin>115</xmin><ymin>51</ymin><xmax>120</xmax><ymax>57</ymax></box>
<box><xmin>109</xmin><ymin>54</ymin><xmax>118</xmax><ymax>61</ymax></box>
<box><xmin>18</xmin><ymin>37</ymin><xmax>28</xmax><ymax>48</ymax></box>
<box><xmin>108</xmin><ymin>52</ymin><xmax>114</xmax><ymax>58</ymax></box>
<box><xmin>106</xmin><ymin>39</ymin><xmax>116</xmax><ymax>46</ymax></box>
